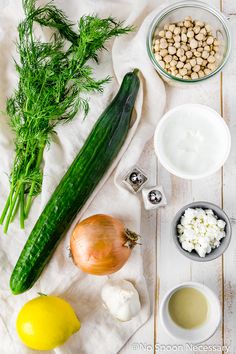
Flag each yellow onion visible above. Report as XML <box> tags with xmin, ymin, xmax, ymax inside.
<box><xmin>70</xmin><ymin>214</ymin><xmax>139</xmax><ymax>275</ymax></box>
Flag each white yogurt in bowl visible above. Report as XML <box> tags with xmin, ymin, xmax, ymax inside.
<box><xmin>154</xmin><ymin>104</ymin><xmax>231</xmax><ymax>179</ymax></box>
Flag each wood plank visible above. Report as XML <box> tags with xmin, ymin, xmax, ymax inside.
<box><xmin>156</xmin><ymin>78</ymin><xmax>223</xmax><ymax>353</ymax></box>
<box><xmin>222</xmin><ymin>1</ymin><xmax>236</xmax><ymax>15</ymax></box>
<box><xmin>121</xmin><ymin>0</ymin><xmax>234</xmax><ymax>353</ymax></box>
<box><xmin>221</xmin><ymin>10</ymin><xmax>236</xmax><ymax>354</ymax></box>
<box><xmin>155</xmin><ymin>1</ymin><xmax>223</xmax><ymax>351</ymax></box>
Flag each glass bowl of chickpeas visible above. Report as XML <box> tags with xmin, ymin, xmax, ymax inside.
<box><xmin>147</xmin><ymin>0</ymin><xmax>231</xmax><ymax>84</ymax></box>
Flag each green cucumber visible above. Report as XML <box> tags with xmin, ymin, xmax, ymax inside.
<box><xmin>10</xmin><ymin>69</ymin><xmax>140</xmax><ymax>294</ymax></box>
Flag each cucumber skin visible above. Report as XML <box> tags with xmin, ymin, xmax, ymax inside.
<box><xmin>10</xmin><ymin>71</ymin><xmax>140</xmax><ymax>294</ymax></box>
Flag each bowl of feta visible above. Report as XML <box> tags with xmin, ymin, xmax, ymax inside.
<box><xmin>172</xmin><ymin>201</ymin><xmax>232</xmax><ymax>261</ymax></box>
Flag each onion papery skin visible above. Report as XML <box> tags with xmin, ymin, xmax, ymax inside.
<box><xmin>70</xmin><ymin>214</ymin><xmax>138</xmax><ymax>275</ymax></box>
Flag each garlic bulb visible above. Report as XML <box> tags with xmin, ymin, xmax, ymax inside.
<box><xmin>101</xmin><ymin>279</ymin><xmax>141</xmax><ymax>321</ymax></box>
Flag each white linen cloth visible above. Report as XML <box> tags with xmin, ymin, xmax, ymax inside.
<box><xmin>0</xmin><ymin>0</ymin><xmax>166</xmax><ymax>353</ymax></box>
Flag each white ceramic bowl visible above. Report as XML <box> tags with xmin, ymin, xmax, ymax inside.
<box><xmin>154</xmin><ymin>104</ymin><xmax>231</xmax><ymax>179</ymax></box>
<box><xmin>160</xmin><ymin>282</ymin><xmax>221</xmax><ymax>343</ymax></box>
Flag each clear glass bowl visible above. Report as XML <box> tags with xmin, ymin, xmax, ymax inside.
<box><xmin>147</xmin><ymin>1</ymin><xmax>231</xmax><ymax>85</ymax></box>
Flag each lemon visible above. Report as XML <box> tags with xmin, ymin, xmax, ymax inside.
<box><xmin>16</xmin><ymin>295</ymin><xmax>81</xmax><ymax>350</ymax></box>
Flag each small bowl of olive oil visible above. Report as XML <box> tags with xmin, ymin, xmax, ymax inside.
<box><xmin>160</xmin><ymin>282</ymin><xmax>221</xmax><ymax>343</ymax></box>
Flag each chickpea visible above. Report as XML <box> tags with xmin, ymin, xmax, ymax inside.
<box><xmin>152</xmin><ymin>17</ymin><xmax>220</xmax><ymax>80</ymax></box>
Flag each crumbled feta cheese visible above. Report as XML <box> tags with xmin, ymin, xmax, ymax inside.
<box><xmin>182</xmin><ymin>240</ymin><xmax>194</xmax><ymax>252</ymax></box>
<box><xmin>217</xmin><ymin>219</ymin><xmax>226</xmax><ymax>229</ymax></box>
<box><xmin>177</xmin><ymin>207</ymin><xmax>226</xmax><ymax>257</ymax></box>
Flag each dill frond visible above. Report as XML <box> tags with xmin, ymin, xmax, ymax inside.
<box><xmin>0</xmin><ymin>0</ymin><xmax>133</xmax><ymax>232</ymax></box>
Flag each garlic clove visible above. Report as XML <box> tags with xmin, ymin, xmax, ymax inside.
<box><xmin>101</xmin><ymin>279</ymin><xmax>141</xmax><ymax>322</ymax></box>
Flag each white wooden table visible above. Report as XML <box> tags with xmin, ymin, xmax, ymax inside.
<box><xmin>121</xmin><ymin>0</ymin><xmax>236</xmax><ymax>353</ymax></box>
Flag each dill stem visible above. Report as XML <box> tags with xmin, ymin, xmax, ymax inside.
<box><xmin>0</xmin><ymin>186</ymin><xmax>15</xmax><ymax>225</ymax></box>
<box><xmin>20</xmin><ymin>184</ymin><xmax>25</xmax><ymax>229</ymax></box>
<box><xmin>4</xmin><ymin>185</ymin><xmax>21</xmax><ymax>233</ymax></box>
<box><xmin>25</xmin><ymin>151</ymin><xmax>36</xmax><ymax>177</ymax></box>
<box><xmin>10</xmin><ymin>146</ymin><xmax>35</xmax><ymax>224</ymax></box>
<box><xmin>10</xmin><ymin>197</ymin><xmax>20</xmax><ymax>223</ymax></box>
<box><xmin>0</xmin><ymin>195</ymin><xmax>10</xmax><ymax>225</ymax></box>
<box><xmin>25</xmin><ymin>143</ymin><xmax>45</xmax><ymax>218</ymax></box>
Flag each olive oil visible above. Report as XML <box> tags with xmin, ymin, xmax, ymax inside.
<box><xmin>168</xmin><ymin>287</ymin><xmax>208</xmax><ymax>329</ymax></box>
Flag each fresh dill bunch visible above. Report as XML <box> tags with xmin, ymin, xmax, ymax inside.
<box><xmin>0</xmin><ymin>0</ymin><xmax>133</xmax><ymax>233</ymax></box>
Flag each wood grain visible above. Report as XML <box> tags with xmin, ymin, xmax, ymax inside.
<box><xmin>121</xmin><ymin>0</ymin><xmax>236</xmax><ymax>353</ymax></box>
<box><xmin>221</xmin><ymin>4</ymin><xmax>236</xmax><ymax>353</ymax></box>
